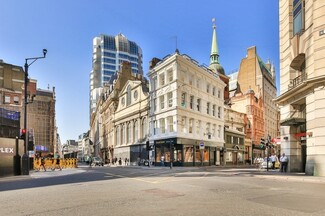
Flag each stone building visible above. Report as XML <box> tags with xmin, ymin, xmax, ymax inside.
<box><xmin>148</xmin><ymin>50</ymin><xmax>226</xmax><ymax>166</ymax></box>
<box><xmin>90</xmin><ymin>62</ymin><xmax>148</xmax><ymax>164</ymax></box>
<box><xmin>234</xmin><ymin>46</ymin><xmax>278</xmax><ymax>140</ymax></box>
<box><xmin>276</xmin><ymin>0</ymin><xmax>325</xmax><ymax>175</ymax></box>
<box><xmin>224</xmin><ymin>106</ymin><xmax>247</xmax><ymax>165</ymax></box>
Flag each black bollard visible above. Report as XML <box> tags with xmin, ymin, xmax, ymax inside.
<box><xmin>13</xmin><ymin>137</ymin><xmax>21</xmax><ymax>175</ymax></box>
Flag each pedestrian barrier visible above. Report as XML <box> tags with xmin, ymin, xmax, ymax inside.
<box><xmin>33</xmin><ymin>158</ymin><xmax>78</xmax><ymax>171</ymax></box>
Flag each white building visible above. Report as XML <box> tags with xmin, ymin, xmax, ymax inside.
<box><xmin>148</xmin><ymin>51</ymin><xmax>226</xmax><ymax>166</ymax></box>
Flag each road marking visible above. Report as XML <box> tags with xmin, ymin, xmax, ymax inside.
<box><xmin>104</xmin><ymin>171</ymin><xmax>209</xmax><ymax>184</ymax></box>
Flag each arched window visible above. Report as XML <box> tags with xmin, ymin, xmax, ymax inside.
<box><xmin>134</xmin><ymin>121</ymin><xmax>138</xmax><ymax>142</ymax></box>
<box><xmin>116</xmin><ymin>126</ymin><xmax>120</xmax><ymax>146</ymax></box>
<box><xmin>127</xmin><ymin>123</ymin><xmax>131</xmax><ymax>144</ymax></box>
<box><xmin>126</xmin><ymin>85</ymin><xmax>131</xmax><ymax>106</ymax></box>
<box><xmin>121</xmin><ymin>124</ymin><xmax>124</xmax><ymax>145</ymax></box>
<box><xmin>142</xmin><ymin>118</ymin><xmax>147</xmax><ymax>139</ymax></box>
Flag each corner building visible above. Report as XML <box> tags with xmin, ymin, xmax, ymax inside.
<box><xmin>148</xmin><ymin>51</ymin><xmax>226</xmax><ymax>166</ymax></box>
<box><xmin>276</xmin><ymin>0</ymin><xmax>325</xmax><ymax>175</ymax></box>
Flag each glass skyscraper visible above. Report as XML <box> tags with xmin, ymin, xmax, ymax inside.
<box><xmin>90</xmin><ymin>34</ymin><xmax>143</xmax><ymax>117</ymax></box>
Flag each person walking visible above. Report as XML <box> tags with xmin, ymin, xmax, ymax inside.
<box><xmin>280</xmin><ymin>153</ymin><xmax>288</xmax><ymax>172</ymax></box>
<box><xmin>55</xmin><ymin>153</ymin><xmax>62</xmax><ymax>171</ymax></box>
<box><xmin>270</xmin><ymin>153</ymin><xmax>276</xmax><ymax>170</ymax></box>
<box><xmin>40</xmin><ymin>153</ymin><xmax>46</xmax><ymax>172</ymax></box>
<box><xmin>89</xmin><ymin>156</ymin><xmax>93</xmax><ymax>168</ymax></box>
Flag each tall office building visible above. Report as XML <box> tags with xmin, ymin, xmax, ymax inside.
<box><xmin>276</xmin><ymin>0</ymin><xmax>325</xmax><ymax>175</ymax></box>
<box><xmin>90</xmin><ymin>34</ymin><xmax>143</xmax><ymax>117</ymax></box>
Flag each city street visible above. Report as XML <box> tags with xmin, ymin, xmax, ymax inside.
<box><xmin>1</xmin><ymin>166</ymin><xmax>325</xmax><ymax>216</ymax></box>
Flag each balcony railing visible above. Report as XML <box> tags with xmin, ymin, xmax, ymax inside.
<box><xmin>288</xmin><ymin>72</ymin><xmax>307</xmax><ymax>90</ymax></box>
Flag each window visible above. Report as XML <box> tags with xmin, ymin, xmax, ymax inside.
<box><xmin>116</xmin><ymin>127</ymin><xmax>120</xmax><ymax>145</ymax></box>
<box><xmin>13</xmin><ymin>96</ymin><xmax>19</xmax><ymax>104</ymax></box>
<box><xmin>189</xmin><ymin>75</ymin><xmax>193</xmax><ymax>85</ymax></box>
<box><xmin>154</xmin><ymin>120</ymin><xmax>157</xmax><ymax>135</ymax></box>
<box><xmin>159</xmin><ymin>73</ymin><xmax>165</xmax><ymax>86</ymax></box>
<box><xmin>212</xmin><ymin>105</ymin><xmax>216</xmax><ymax>117</ymax></box>
<box><xmin>152</xmin><ymin>77</ymin><xmax>157</xmax><ymax>91</ymax></box>
<box><xmin>293</xmin><ymin>0</ymin><xmax>305</xmax><ymax>36</ymax></box>
<box><xmin>218</xmin><ymin>125</ymin><xmax>221</xmax><ymax>138</ymax></box>
<box><xmin>196</xmin><ymin>120</ymin><xmax>201</xmax><ymax>135</ymax></box>
<box><xmin>212</xmin><ymin>124</ymin><xmax>216</xmax><ymax>137</ymax></box>
<box><xmin>206</xmin><ymin>123</ymin><xmax>210</xmax><ymax>137</ymax></box>
<box><xmin>207</xmin><ymin>83</ymin><xmax>210</xmax><ymax>93</ymax></box>
<box><xmin>197</xmin><ymin>99</ymin><xmax>201</xmax><ymax>112</ymax></box>
<box><xmin>218</xmin><ymin>89</ymin><xmax>221</xmax><ymax>98</ymax></box>
<box><xmin>160</xmin><ymin>95</ymin><xmax>165</xmax><ymax>110</ymax></box>
<box><xmin>5</xmin><ymin>95</ymin><xmax>10</xmax><ymax>103</ymax></box>
<box><xmin>126</xmin><ymin>85</ymin><xmax>131</xmax><ymax>106</ymax></box>
<box><xmin>154</xmin><ymin>98</ymin><xmax>157</xmax><ymax>112</ymax></box>
<box><xmin>218</xmin><ymin>106</ymin><xmax>221</xmax><ymax>118</ymax></box>
<box><xmin>168</xmin><ymin>70</ymin><xmax>173</xmax><ymax>82</ymax></box>
<box><xmin>197</xmin><ymin>78</ymin><xmax>200</xmax><ymax>89</ymax></box>
<box><xmin>160</xmin><ymin>118</ymin><xmax>166</xmax><ymax>134</ymax></box>
<box><xmin>190</xmin><ymin>96</ymin><xmax>194</xmax><ymax>109</ymax></box>
<box><xmin>189</xmin><ymin>119</ymin><xmax>193</xmax><ymax>134</ymax></box>
<box><xmin>142</xmin><ymin>118</ymin><xmax>147</xmax><ymax>139</ymax></box>
<box><xmin>121</xmin><ymin>124</ymin><xmax>124</xmax><ymax>144</ymax></box>
<box><xmin>168</xmin><ymin>92</ymin><xmax>173</xmax><ymax>107</ymax></box>
<box><xmin>207</xmin><ymin>102</ymin><xmax>210</xmax><ymax>114</ymax></box>
<box><xmin>212</xmin><ymin>87</ymin><xmax>216</xmax><ymax>96</ymax></box>
<box><xmin>168</xmin><ymin>116</ymin><xmax>174</xmax><ymax>132</ymax></box>
<box><xmin>134</xmin><ymin>121</ymin><xmax>138</xmax><ymax>142</ymax></box>
<box><xmin>181</xmin><ymin>92</ymin><xmax>186</xmax><ymax>107</ymax></box>
<box><xmin>127</xmin><ymin>123</ymin><xmax>131</xmax><ymax>143</ymax></box>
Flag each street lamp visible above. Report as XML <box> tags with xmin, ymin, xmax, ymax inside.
<box><xmin>21</xmin><ymin>49</ymin><xmax>47</xmax><ymax>175</ymax></box>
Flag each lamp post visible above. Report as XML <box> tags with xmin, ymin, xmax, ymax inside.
<box><xmin>21</xmin><ymin>49</ymin><xmax>47</xmax><ymax>175</ymax></box>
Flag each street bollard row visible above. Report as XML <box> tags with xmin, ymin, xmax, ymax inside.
<box><xmin>33</xmin><ymin>158</ymin><xmax>78</xmax><ymax>171</ymax></box>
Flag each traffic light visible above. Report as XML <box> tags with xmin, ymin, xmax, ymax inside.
<box><xmin>260</xmin><ymin>138</ymin><xmax>265</xmax><ymax>149</ymax></box>
<box><xmin>20</xmin><ymin>128</ymin><xmax>26</xmax><ymax>140</ymax></box>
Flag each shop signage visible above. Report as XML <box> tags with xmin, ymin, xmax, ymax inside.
<box><xmin>155</xmin><ymin>138</ymin><xmax>177</xmax><ymax>145</ymax></box>
<box><xmin>0</xmin><ymin>147</ymin><xmax>14</xmax><ymax>154</ymax></box>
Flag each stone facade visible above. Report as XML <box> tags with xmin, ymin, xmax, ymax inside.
<box><xmin>276</xmin><ymin>0</ymin><xmax>325</xmax><ymax>175</ymax></box>
<box><xmin>236</xmin><ymin>46</ymin><xmax>278</xmax><ymax>140</ymax></box>
<box><xmin>148</xmin><ymin>51</ymin><xmax>226</xmax><ymax>166</ymax></box>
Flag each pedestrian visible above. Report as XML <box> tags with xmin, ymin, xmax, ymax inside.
<box><xmin>40</xmin><ymin>153</ymin><xmax>46</xmax><ymax>172</ymax></box>
<box><xmin>118</xmin><ymin>157</ymin><xmax>122</xmax><ymax>165</ymax></box>
<box><xmin>124</xmin><ymin>158</ymin><xmax>128</xmax><ymax>166</ymax></box>
<box><xmin>270</xmin><ymin>153</ymin><xmax>276</xmax><ymax>169</ymax></box>
<box><xmin>55</xmin><ymin>153</ymin><xmax>62</xmax><ymax>171</ymax></box>
<box><xmin>89</xmin><ymin>156</ymin><xmax>93</xmax><ymax>168</ymax></box>
<box><xmin>280</xmin><ymin>153</ymin><xmax>288</xmax><ymax>172</ymax></box>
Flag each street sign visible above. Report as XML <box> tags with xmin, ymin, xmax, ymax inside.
<box><xmin>199</xmin><ymin>141</ymin><xmax>204</xmax><ymax>150</ymax></box>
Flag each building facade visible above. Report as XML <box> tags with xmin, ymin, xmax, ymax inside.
<box><xmin>235</xmin><ymin>46</ymin><xmax>278</xmax><ymax>140</ymax></box>
<box><xmin>0</xmin><ymin>60</ymin><xmax>56</xmax><ymax>154</ymax></box>
<box><xmin>90</xmin><ymin>34</ymin><xmax>143</xmax><ymax>117</ymax></box>
<box><xmin>231</xmin><ymin>89</ymin><xmax>265</xmax><ymax>159</ymax></box>
<box><xmin>114</xmin><ymin>77</ymin><xmax>149</xmax><ymax>164</ymax></box>
<box><xmin>224</xmin><ymin>106</ymin><xmax>247</xmax><ymax>165</ymax></box>
<box><xmin>276</xmin><ymin>0</ymin><xmax>325</xmax><ymax>175</ymax></box>
<box><xmin>148</xmin><ymin>51</ymin><xmax>226</xmax><ymax>166</ymax></box>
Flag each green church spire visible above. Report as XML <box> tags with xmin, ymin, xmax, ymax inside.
<box><xmin>210</xmin><ymin>18</ymin><xmax>219</xmax><ymax>65</ymax></box>
<box><xmin>209</xmin><ymin>18</ymin><xmax>225</xmax><ymax>75</ymax></box>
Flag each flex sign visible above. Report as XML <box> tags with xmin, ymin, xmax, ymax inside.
<box><xmin>0</xmin><ymin>147</ymin><xmax>14</xmax><ymax>154</ymax></box>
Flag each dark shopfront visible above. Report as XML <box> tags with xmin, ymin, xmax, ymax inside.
<box><xmin>154</xmin><ymin>138</ymin><xmax>218</xmax><ymax>167</ymax></box>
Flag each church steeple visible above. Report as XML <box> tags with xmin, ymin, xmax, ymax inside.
<box><xmin>209</xmin><ymin>18</ymin><xmax>225</xmax><ymax>75</ymax></box>
<box><xmin>210</xmin><ymin>18</ymin><xmax>219</xmax><ymax>65</ymax></box>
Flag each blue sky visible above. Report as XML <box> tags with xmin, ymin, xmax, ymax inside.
<box><xmin>0</xmin><ymin>0</ymin><xmax>279</xmax><ymax>143</ymax></box>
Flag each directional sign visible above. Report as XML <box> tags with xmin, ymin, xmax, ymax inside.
<box><xmin>199</xmin><ymin>141</ymin><xmax>204</xmax><ymax>150</ymax></box>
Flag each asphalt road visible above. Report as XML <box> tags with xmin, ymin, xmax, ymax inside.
<box><xmin>1</xmin><ymin>166</ymin><xmax>325</xmax><ymax>216</ymax></box>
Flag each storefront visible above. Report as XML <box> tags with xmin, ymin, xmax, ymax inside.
<box><xmin>154</xmin><ymin>138</ymin><xmax>221</xmax><ymax>167</ymax></box>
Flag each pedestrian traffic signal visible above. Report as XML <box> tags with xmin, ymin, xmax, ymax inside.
<box><xmin>20</xmin><ymin>128</ymin><xmax>26</xmax><ymax>140</ymax></box>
